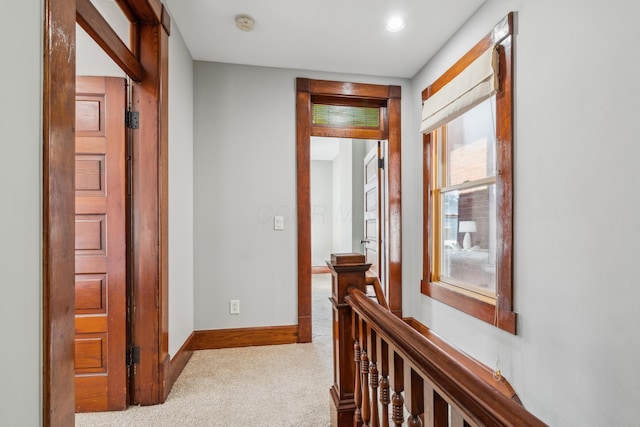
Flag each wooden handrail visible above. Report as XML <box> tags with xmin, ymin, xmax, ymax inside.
<box><xmin>365</xmin><ymin>275</ymin><xmax>389</xmax><ymax>310</ymax></box>
<box><xmin>346</xmin><ymin>287</ymin><xmax>547</xmax><ymax>427</ymax></box>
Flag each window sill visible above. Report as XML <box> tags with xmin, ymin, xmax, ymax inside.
<box><xmin>421</xmin><ymin>279</ymin><xmax>517</xmax><ymax>334</ymax></box>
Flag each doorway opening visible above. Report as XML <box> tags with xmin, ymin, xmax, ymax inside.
<box><xmin>296</xmin><ymin>78</ymin><xmax>402</xmax><ymax>343</ymax></box>
<box><xmin>310</xmin><ymin>138</ymin><xmax>389</xmax><ymax>287</ymax></box>
<box><xmin>44</xmin><ymin>0</ymin><xmax>170</xmax><ymax>423</ymax></box>
<box><xmin>310</xmin><ymin>137</ymin><xmax>390</xmax><ymax>338</ymax></box>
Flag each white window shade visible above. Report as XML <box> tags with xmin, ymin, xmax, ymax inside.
<box><xmin>420</xmin><ymin>47</ymin><xmax>498</xmax><ymax>135</ymax></box>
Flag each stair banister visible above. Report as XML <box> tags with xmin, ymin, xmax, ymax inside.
<box><xmin>346</xmin><ymin>288</ymin><xmax>548</xmax><ymax>427</ymax></box>
<box><xmin>327</xmin><ymin>253</ymin><xmax>371</xmax><ymax>426</ymax></box>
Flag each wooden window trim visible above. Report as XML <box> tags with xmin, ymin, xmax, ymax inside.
<box><xmin>421</xmin><ymin>13</ymin><xmax>517</xmax><ymax>334</ymax></box>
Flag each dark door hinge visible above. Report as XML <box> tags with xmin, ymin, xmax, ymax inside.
<box><xmin>127</xmin><ymin>346</ymin><xmax>140</xmax><ymax>366</ymax></box>
<box><xmin>378</xmin><ymin>158</ymin><xmax>385</xmax><ymax>169</ymax></box>
<box><xmin>125</xmin><ymin>110</ymin><xmax>139</xmax><ymax>129</ymax></box>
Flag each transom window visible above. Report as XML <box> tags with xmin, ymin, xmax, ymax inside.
<box><xmin>312</xmin><ymin>104</ymin><xmax>381</xmax><ymax>128</ymax></box>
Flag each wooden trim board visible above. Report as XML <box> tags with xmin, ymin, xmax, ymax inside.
<box><xmin>164</xmin><ymin>332</ymin><xmax>195</xmax><ymax>400</ymax></box>
<box><xmin>43</xmin><ymin>0</ymin><xmax>77</xmax><ymax>424</ymax></box>
<box><xmin>191</xmin><ymin>325</ymin><xmax>299</xmax><ymax>350</ymax></box>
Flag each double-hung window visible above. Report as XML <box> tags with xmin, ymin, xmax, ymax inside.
<box><xmin>431</xmin><ymin>97</ymin><xmax>497</xmax><ymax>298</ymax></box>
<box><xmin>421</xmin><ymin>14</ymin><xmax>517</xmax><ymax>333</ymax></box>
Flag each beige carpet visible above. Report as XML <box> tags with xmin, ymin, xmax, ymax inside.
<box><xmin>76</xmin><ymin>274</ymin><xmax>333</xmax><ymax>427</ymax></box>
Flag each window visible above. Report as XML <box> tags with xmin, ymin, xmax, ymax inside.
<box><xmin>421</xmin><ymin>13</ymin><xmax>517</xmax><ymax>333</ymax></box>
<box><xmin>432</xmin><ymin>97</ymin><xmax>497</xmax><ymax>298</ymax></box>
<box><xmin>312</xmin><ymin>104</ymin><xmax>380</xmax><ymax>128</ymax></box>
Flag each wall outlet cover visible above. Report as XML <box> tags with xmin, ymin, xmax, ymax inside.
<box><xmin>229</xmin><ymin>299</ymin><xmax>240</xmax><ymax>314</ymax></box>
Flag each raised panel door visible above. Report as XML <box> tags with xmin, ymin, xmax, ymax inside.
<box><xmin>75</xmin><ymin>76</ymin><xmax>127</xmax><ymax>412</ymax></box>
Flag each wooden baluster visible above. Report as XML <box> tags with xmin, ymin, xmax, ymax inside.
<box><xmin>391</xmin><ymin>391</ymin><xmax>404</xmax><ymax>427</ymax></box>
<box><xmin>354</xmin><ymin>339</ymin><xmax>363</xmax><ymax>426</ymax></box>
<box><xmin>380</xmin><ymin>376</ymin><xmax>390</xmax><ymax>427</ymax></box>
<box><xmin>368</xmin><ymin>328</ymin><xmax>380</xmax><ymax>427</ymax></box>
<box><xmin>390</xmin><ymin>351</ymin><xmax>404</xmax><ymax>427</ymax></box>
<box><xmin>433</xmin><ymin>391</ymin><xmax>449</xmax><ymax>427</ymax></box>
<box><xmin>404</xmin><ymin>367</ymin><xmax>424</xmax><ymax>426</ymax></box>
<box><xmin>378</xmin><ymin>338</ymin><xmax>390</xmax><ymax>427</ymax></box>
<box><xmin>407</xmin><ymin>415</ymin><xmax>423</xmax><ymax>427</ymax></box>
<box><xmin>369</xmin><ymin>361</ymin><xmax>380</xmax><ymax>427</ymax></box>
<box><xmin>361</xmin><ymin>350</ymin><xmax>370</xmax><ymax>426</ymax></box>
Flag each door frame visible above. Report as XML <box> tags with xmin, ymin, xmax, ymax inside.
<box><xmin>43</xmin><ymin>0</ymin><xmax>170</xmax><ymax>424</ymax></box>
<box><xmin>296</xmin><ymin>78</ymin><xmax>402</xmax><ymax>343</ymax></box>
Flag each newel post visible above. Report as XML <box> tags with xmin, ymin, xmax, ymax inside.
<box><xmin>328</xmin><ymin>253</ymin><xmax>370</xmax><ymax>427</ymax></box>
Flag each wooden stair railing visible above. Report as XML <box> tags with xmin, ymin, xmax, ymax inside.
<box><xmin>327</xmin><ymin>253</ymin><xmax>547</xmax><ymax>427</ymax></box>
<box><xmin>365</xmin><ymin>275</ymin><xmax>389</xmax><ymax>311</ymax></box>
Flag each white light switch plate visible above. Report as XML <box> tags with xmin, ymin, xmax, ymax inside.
<box><xmin>274</xmin><ymin>216</ymin><xmax>284</xmax><ymax>230</ymax></box>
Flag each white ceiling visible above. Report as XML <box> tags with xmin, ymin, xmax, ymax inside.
<box><xmin>163</xmin><ymin>0</ymin><xmax>485</xmax><ymax>79</ymax></box>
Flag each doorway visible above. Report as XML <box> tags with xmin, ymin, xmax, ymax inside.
<box><xmin>310</xmin><ymin>138</ymin><xmax>387</xmax><ymax>283</ymax></box>
<box><xmin>43</xmin><ymin>0</ymin><xmax>170</xmax><ymax>423</ymax></box>
<box><xmin>311</xmin><ymin>137</ymin><xmax>389</xmax><ymax>305</ymax></box>
<box><xmin>296</xmin><ymin>78</ymin><xmax>402</xmax><ymax>343</ymax></box>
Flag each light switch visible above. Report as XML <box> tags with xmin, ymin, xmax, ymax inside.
<box><xmin>274</xmin><ymin>216</ymin><xmax>284</xmax><ymax>230</ymax></box>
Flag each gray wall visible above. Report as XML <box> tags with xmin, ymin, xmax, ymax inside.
<box><xmin>351</xmin><ymin>142</ymin><xmax>366</xmax><ymax>253</ymax></box>
<box><xmin>331</xmin><ymin>139</ymin><xmax>366</xmax><ymax>254</ymax></box>
<box><xmin>332</xmin><ymin>139</ymin><xmax>353</xmax><ymax>253</ymax></box>
<box><xmin>311</xmin><ymin>161</ymin><xmax>333</xmax><ymax>266</ymax></box>
<box><xmin>166</xmin><ymin>16</ymin><xmax>195</xmax><ymax>357</ymax></box>
<box><xmin>192</xmin><ymin>62</ymin><xmax>409</xmax><ymax>330</ymax></box>
<box><xmin>0</xmin><ymin>2</ymin><xmax>43</xmax><ymax>425</ymax></box>
<box><xmin>406</xmin><ymin>0</ymin><xmax>640</xmax><ymax>425</ymax></box>
<box><xmin>312</xmin><ymin>141</ymin><xmax>366</xmax><ymax>265</ymax></box>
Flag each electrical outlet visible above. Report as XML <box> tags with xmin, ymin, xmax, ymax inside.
<box><xmin>229</xmin><ymin>299</ymin><xmax>240</xmax><ymax>314</ymax></box>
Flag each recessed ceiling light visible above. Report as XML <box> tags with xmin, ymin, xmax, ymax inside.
<box><xmin>386</xmin><ymin>16</ymin><xmax>406</xmax><ymax>32</ymax></box>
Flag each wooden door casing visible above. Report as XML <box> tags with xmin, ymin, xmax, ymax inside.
<box><xmin>44</xmin><ymin>1</ymin><xmax>170</xmax><ymax>422</ymax></box>
<box><xmin>296</xmin><ymin>79</ymin><xmax>402</xmax><ymax>344</ymax></box>
<box><xmin>74</xmin><ymin>76</ymin><xmax>127</xmax><ymax>412</ymax></box>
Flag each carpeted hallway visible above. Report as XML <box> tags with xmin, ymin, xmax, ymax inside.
<box><xmin>76</xmin><ymin>274</ymin><xmax>333</xmax><ymax>427</ymax></box>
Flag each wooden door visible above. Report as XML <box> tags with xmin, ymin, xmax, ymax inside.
<box><xmin>363</xmin><ymin>145</ymin><xmax>382</xmax><ymax>280</ymax></box>
<box><xmin>74</xmin><ymin>76</ymin><xmax>127</xmax><ymax>412</ymax></box>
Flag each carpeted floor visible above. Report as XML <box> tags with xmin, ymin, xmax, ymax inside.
<box><xmin>76</xmin><ymin>274</ymin><xmax>333</xmax><ymax>427</ymax></box>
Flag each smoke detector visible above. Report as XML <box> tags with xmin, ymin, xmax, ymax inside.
<box><xmin>235</xmin><ymin>14</ymin><xmax>255</xmax><ymax>32</ymax></box>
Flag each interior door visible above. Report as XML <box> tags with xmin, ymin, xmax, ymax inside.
<box><xmin>74</xmin><ymin>76</ymin><xmax>128</xmax><ymax>412</ymax></box>
<box><xmin>363</xmin><ymin>145</ymin><xmax>382</xmax><ymax>281</ymax></box>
